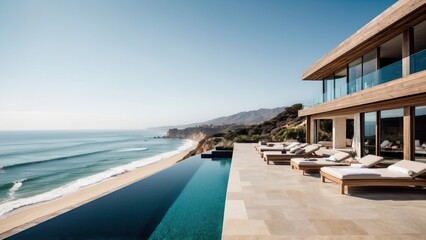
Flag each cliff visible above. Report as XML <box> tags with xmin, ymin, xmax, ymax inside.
<box><xmin>176</xmin><ymin>103</ymin><xmax>305</xmax><ymax>160</ymax></box>
<box><xmin>166</xmin><ymin>125</ymin><xmax>241</xmax><ymax>141</ymax></box>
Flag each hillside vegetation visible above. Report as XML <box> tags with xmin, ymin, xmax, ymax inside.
<box><xmin>178</xmin><ymin>104</ymin><xmax>306</xmax><ymax>158</ymax></box>
<box><xmin>213</xmin><ymin>103</ymin><xmax>305</xmax><ymax>144</ymax></box>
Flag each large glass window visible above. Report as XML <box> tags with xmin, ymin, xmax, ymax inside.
<box><xmin>364</xmin><ymin>112</ymin><xmax>376</xmax><ymax>155</ymax></box>
<box><xmin>380</xmin><ymin>109</ymin><xmax>403</xmax><ymax>160</ymax></box>
<box><xmin>411</xmin><ymin>21</ymin><xmax>426</xmax><ymax>73</ymax></box>
<box><xmin>334</xmin><ymin>68</ymin><xmax>347</xmax><ymax>98</ymax></box>
<box><xmin>415</xmin><ymin>106</ymin><xmax>426</xmax><ymax>162</ymax></box>
<box><xmin>348</xmin><ymin>58</ymin><xmax>362</xmax><ymax>94</ymax></box>
<box><xmin>323</xmin><ymin>76</ymin><xmax>334</xmax><ymax>102</ymax></box>
<box><xmin>379</xmin><ymin>35</ymin><xmax>402</xmax><ymax>83</ymax></box>
<box><xmin>318</xmin><ymin>119</ymin><xmax>332</xmax><ymax>142</ymax></box>
<box><xmin>362</xmin><ymin>49</ymin><xmax>377</xmax><ymax>89</ymax></box>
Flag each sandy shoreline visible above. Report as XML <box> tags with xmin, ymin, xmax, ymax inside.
<box><xmin>0</xmin><ymin>141</ymin><xmax>198</xmax><ymax>238</ymax></box>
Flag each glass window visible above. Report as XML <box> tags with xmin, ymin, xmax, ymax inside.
<box><xmin>380</xmin><ymin>109</ymin><xmax>403</xmax><ymax>160</ymax></box>
<box><xmin>348</xmin><ymin>58</ymin><xmax>362</xmax><ymax>94</ymax></box>
<box><xmin>323</xmin><ymin>76</ymin><xmax>334</xmax><ymax>102</ymax></box>
<box><xmin>411</xmin><ymin>21</ymin><xmax>426</xmax><ymax>73</ymax></box>
<box><xmin>415</xmin><ymin>106</ymin><xmax>426</xmax><ymax>162</ymax></box>
<box><xmin>362</xmin><ymin>49</ymin><xmax>377</xmax><ymax>89</ymax></box>
<box><xmin>334</xmin><ymin>68</ymin><xmax>347</xmax><ymax>98</ymax></box>
<box><xmin>379</xmin><ymin>34</ymin><xmax>402</xmax><ymax>83</ymax></box>
<box><xmin>318</xmin><ymin>119</ymin><xmax>332</xmax><ymax>142</ymax></box>
<box><xmin>363</xmin><ymin>112</ymin><xmax>376</xmax><ymax>155</ymax></box>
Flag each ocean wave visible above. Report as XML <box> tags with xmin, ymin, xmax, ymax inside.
<box><xmin>0</xmin><ymin>138</ymin><xmax>135</xmax><ymax>158</ymax></box>
<box><xmin>8</xmin><ymin>179</ymin><xmax>27</xmax><ymax>199</ymax></box>
<box><xmin>0</xmin><ymin>139</ymin><xmax>195</xmax><ymax>216</ymax></box>
<box><xmin>1</xmin><ymin>150</ymin><xmax>111</xmax><ymax>171</ymax></box>
<box><xmin>116</xmin><ymin>147</ymin><xmax>148</xmax><ymax>152</ymax></box>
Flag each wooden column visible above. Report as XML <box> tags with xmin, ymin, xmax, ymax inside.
<box><xmin>360</xmin><ymin>113</ymin><xmax>365</xmax><ymax>157</ymax></box>
<box><xmin>403</xmin><ymin>106</ymin><xmax>415</xmax><ymax>160</ymax></box>
<box><xmin>306</xmin><ymin>116</ymin><xmax>311</xmax><ymax>144</ymax></box>
<box><xmin>402</xmin><ymin>29</ymin><xmax>413</xmax><ymax>77</ymax></box>
<box><xmin>376</xmin><ymin>111</ymin><xmax>381</xmax><ymax>156</ymax></box>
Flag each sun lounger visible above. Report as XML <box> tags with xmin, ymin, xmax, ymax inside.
<box><xmin>291</xmin><ymin>154</ymin><xmax>383</xmax><ymax>174</ymax></box>
<box><xmin>257</xmin><ymin>142</ymin><xmax>300</xmax><ymax>157</ymax></box>
<box><xmin>263</xmin><ymin>145</ymin><xmax>320</xmax><ymax>165</ymax></box>
<box><xmin>257</xmin><ymin>145</ymin><xmax>285</xmax><ymax>152</ymax></box>
<box><xmin>320</xmin><ymin>160</ymin><xmax>426</xmax><ymax>194</ymax></box>
<box><xmin>254</xmin><ymin>141</ymin><xmax>285</xmax><ymax>151</ymax></box>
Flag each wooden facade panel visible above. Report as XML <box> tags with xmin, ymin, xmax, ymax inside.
<box><xmin>299</xmin><ymin>71</ymin><xmax>426</xmax><ymax>117</ymax></box>
<box><xmin>303</xmin><ymin>0</ymin><xmax>426</xmax><ymax>80</ymax></box>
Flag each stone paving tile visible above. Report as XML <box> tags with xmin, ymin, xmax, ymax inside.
<box><xmin>222</xmin><ymin>143</ymin><xmax>426</xmax><ymax>239</ymax></box>
<box><xmin>225</xmin><ymin>200</ymin><xmax>248</xmax><ymax>219</ymax></box>
<box><xmin>222</xmin><ymin>219</ymin><xmax>270</xmax><ymax>236</ymax></box>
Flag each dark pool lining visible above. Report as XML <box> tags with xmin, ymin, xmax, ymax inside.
<box><xmin>8</xmin><ymin>158</ymin><xmax>204</xmax><ymax>240</ymax></box>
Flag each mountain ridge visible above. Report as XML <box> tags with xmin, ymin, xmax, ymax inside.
<box><xmin>193</xmin><ymin>107</ymin><xmax>285</xmax><ymax>126</ymax></box>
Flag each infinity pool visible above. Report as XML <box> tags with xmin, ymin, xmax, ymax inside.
<box><xmin>9</xmin><ymin>155</ymin><xmax>231</xmax><ymax>240</ymax></box>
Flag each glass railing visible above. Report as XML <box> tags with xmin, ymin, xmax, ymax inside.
<box><xmin>303</xmin><ymin>49</ymin><xmax>426</xmax><ymax>109</ymax></box>
<box><xmin>411</xmin><ymin>48</ymin><xmax>426</xmax><ymax>74</ymax></box>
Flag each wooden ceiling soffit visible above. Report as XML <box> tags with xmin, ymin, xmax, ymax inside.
<box><xmin>302</xmin><ymin>0</ymin><xmax>426</xmax><ymax>81</ymax></box>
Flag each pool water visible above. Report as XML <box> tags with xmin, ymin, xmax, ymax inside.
<box><xmin>8</xmin><ymin>155</ymin><xmax>231</xmax><ymax>240</ymax></box>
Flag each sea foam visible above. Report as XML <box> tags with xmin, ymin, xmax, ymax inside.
<box><xmin>0</xmin><ymin>139</ymin><xmax>195</xmax><ymax>216</ymax></box>
<box><xmin>116</xmin><ymin>147</ymin><xmax>148</xmax><ymax>152</ymax></box>
<box><xmin>8</xmin><ymin>179</ymin><xmax>27</xmax><ymax>199</ymax></box>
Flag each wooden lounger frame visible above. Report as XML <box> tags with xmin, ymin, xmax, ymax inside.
<box><xmin>264</xmin><ymin>153</ymin><xmax>319</xmax><ymax>165</ymax></box>
<box><xmin>320</xmin><ymin>170</ymin><xmax>426</xmax><ymax>194</ymax></box>
<box><xmin>291</xmin><ymin>161</ymin><xmax>349</xmax><ymax>175</ymax></box>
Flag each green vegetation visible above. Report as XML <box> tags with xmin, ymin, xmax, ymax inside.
<box><xmin>212</xmin><ymin>103</ymin><xmax>305</xmax><ymax>144</ymax></box>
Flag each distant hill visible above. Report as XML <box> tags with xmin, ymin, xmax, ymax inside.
<box><xmin>181</xmin><ymin>103</ymin><xmax>306</xmax><ymax>159</ymax></box>
<box><xmin>213</xmin><ymin>103</ymin><xmax>305</xmax><ymax>142</ymax></box>
<box><xmin>164</xmin><ymin>107</ymin><xmax>285</xmax><ymax>141</ymax></box>
<box><xmin>193</xmin><ymin>107</ymin><xmax>285</xmax><ymax>126</ymax></box>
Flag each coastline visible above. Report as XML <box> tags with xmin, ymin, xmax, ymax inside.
<box><xmin>0</xmin><ymin>140</ymin><xmax>198</xmax><ymax>238</ymax></box>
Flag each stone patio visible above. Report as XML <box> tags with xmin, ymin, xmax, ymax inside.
<box><xmin>222</xmin><ymin>143</ymin><xmax>426</xmax><ymax>239</ymax></box>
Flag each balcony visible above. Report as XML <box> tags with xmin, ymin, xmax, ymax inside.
<box><xmin>303</xmin><ymin>49</ymin><xmax>426</xmax><ymax>109</ymax></box>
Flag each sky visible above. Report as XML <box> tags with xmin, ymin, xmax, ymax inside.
<box><xmin>0</xmin><ymin>0</ymin><xmax>396</xmax><ymax>130</ymax></box>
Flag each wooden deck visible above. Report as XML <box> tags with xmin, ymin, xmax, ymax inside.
<box><xmin>222</xmin><ymin>143</ymin><xmax>426</xmax><ymax>239</ymax></box>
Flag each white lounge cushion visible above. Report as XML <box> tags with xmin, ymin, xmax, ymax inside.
<box><xmin>326</xmin><ymin>152</ymin><xmax>350</xmax><ymax>162</ymax></box>
<box><xmin>291</xmin><ymin>158</ymin><xmax>348</xmax><ymax>166</ymax></box>
<box><xmin>388</xmin><ymin>165</ymin><xmax>413</xmax><ymax>176</ymax></box>
<box><xmin>284</xmin><ymin>142</ymin><xmax>300</xmax><ymax>151</ymax></box>
<box><xmin>357</xmin><ymin>155</ymin><xmax>384</xmax><ymax>168</ymax></box>
<box><xmin>294</xmin><ymin>148</ymin><xmax>305</xmax><ymax>155</ymax></box>
<box><xmin>388</xmin><ymin>160</ymin><xmax>426</xmax><ymax>177</ymax></box>
<box><xmin>298</xmin><ymin>143</ymin><xmax>309</xmax><ymax>148</ymax></box>
<box><xmin>321</xmin><ymin>167</ymin><xmax>380</xmax><ymax>179</ymax></box>
<box><xmin>289</xmin><ymin>146</ymin><xmax>300</xmax><ymax>153</ymax></box>
<box><xmin>350</xmin><ymin>163</ymin><xmax>366</xmax><ymax>168</ymax></box>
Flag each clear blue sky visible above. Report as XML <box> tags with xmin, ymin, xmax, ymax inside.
<box><xmin>0</xmin><ymin>0</ymin><xmax>396</xmax><ymax>130</ymax></box>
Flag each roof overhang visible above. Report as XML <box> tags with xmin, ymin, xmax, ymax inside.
<box><xmin>302</xmin><ymin>0</ymin><xmax>426</xmax><ymax>81</ymax></box>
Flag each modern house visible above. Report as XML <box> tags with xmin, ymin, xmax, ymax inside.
<box><xmin>299</xmin><ymin>0</ymin><xmax>426</xmax><ymax>161</ymax></box>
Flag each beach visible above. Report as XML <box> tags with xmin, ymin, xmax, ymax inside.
<box><xmin>0</xmin><ymin>140</ymin><xmax>198</xmax><ymax>238</ymax></box>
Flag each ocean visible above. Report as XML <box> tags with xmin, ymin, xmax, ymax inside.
<box><xmin>0</xmin><ymin>130</ymin><xmax>193</xmax><ymax>216</ymax></box>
